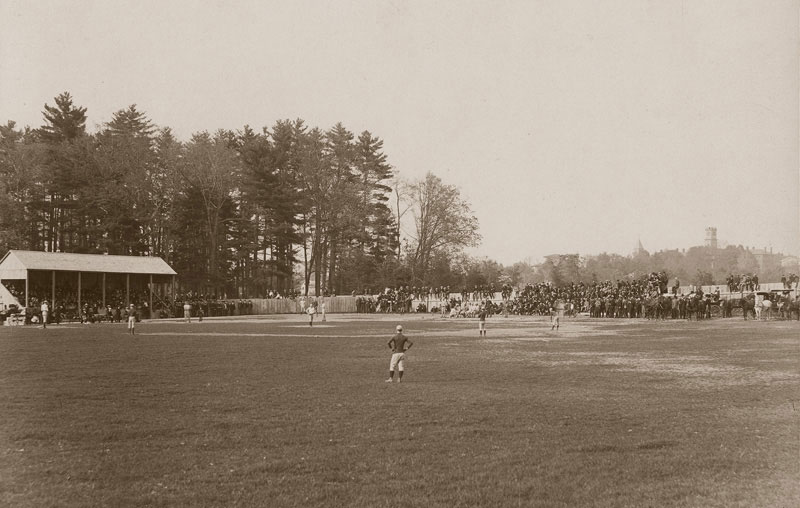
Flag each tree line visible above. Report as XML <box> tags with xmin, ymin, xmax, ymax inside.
<box><xmin>532</xmin><ymin>245</ymin><xmax>790</xmax><ymax>288</ymax></box>
<box><xmin>2</xmin><ymin>93</ymin><xmax>791</xmax><ymax>297</ymax></box>
<box><xmin>0</xmin><ymin>92</ymin><xmax>481</xmax><ymax>297</ymax></box>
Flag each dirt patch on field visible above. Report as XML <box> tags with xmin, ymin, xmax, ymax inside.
<box><xmin>482</xmin><ymin>349</ymin><xmax>799</xmax><ymax>388</ymax></box>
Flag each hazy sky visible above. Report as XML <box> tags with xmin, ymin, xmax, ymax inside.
<box><xmin>2</xmin><ymin>0</ymin><xmax>798</xmax><ymax>264</ymax></box>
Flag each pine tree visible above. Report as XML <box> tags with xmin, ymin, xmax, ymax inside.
<box><xmin>39</xmin><ymin>92</ymin><xmax>87</xmax><ymax>143</ymax></box>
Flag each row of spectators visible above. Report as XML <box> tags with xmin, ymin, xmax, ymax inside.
<box><xmin>263</xmin><ymin>290</ymin><xmax>301</xmax><ymax>299</ymax></box>
<box><xmin>726</xmin><ymin>274</ymin><xmax>760</xmax><ymax>292</ymax></box>
<box><xmin>169</xmin><ymin>293</ymin><xmax>254</xmax><ymax>318</ymax></box>
<box><xmin>3</xmin><ymin>301</ymin><xmax>145</xmax><ymax>326</ymax></box>
<box><xmin>508</xmin><ymin>273</ymin><xmax>667</xmax><ymax>316</ymax></box>
<box><xmin>2</xmin><ymin>283</ymin><xmax>163</xmax><ymax>321</ymax></box>
<box><xmin>350</xmin><ymin>272</ymin><xmax>722</xmax><ymax>318</ymax></box>
<box><xmin>1</xmin><ymin>284</ymin><xmax>256</xmax><ymax>323</ymax></box>
<box><xmin>353</xmin><ymin>287</ymin><xmax>453</xmax><ymax>300</ymax></box>
<box><xmin>353</xmin><ymin>286</ymin><xmax>502</xmax><ymax>313</ymax></box>
<box><xmin>780</xmin><ymin>274</ymin><xmax>799</xmax><ymax>289</ymax></box>
<box><xmin>352</xmin><ymin>285</ymin><xmax>515</xmax><ymax>302</ymax></box>
<box><xmin>354</xmin><ymin>292</ymin><xmax>413</xmax><ymax>313</ymax></box>
<box><xmin>726</xmin><ymin>273</ymin><xmax>798</xmax><ymax>292</ymax></box>
<box><xmin>5</xmin><ymin>272</ymin><xmax>797</xmax><ymax>322</ymax></box>
<box><xmin>435</xmin><ymin>299</ymin><xmax>504</xmax><ymax>318</ymax></box>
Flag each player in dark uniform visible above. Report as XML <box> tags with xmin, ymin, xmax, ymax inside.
<box><xmin>386</xmin><ymin>325</ymin><xmax>413</xmax><ymax>383</ymax></box>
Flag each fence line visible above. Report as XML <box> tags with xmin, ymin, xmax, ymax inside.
<box><xmin>249</xmin><ymin>296</ymin><xmax>358</xmax><ymax>315</ymax></box>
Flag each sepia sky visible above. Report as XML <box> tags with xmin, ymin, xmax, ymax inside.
<box><xmin>1</xmin><ymin>0</ymin><xmax>798</xmax><ymax>264</ymax></box>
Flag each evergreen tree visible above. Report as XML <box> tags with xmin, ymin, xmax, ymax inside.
<box><xmin>178</xmin><ymin>130</ymin><xmax>241</xmax><ymax>295</ymax></box>
<box><xmin>0</xmin><ymin>122</ymin><xmax>43</xmax><ymax>253</ymax></box>
<box><xmin>39</xmin><ymin>92</ymin><xmax>87</xmax><ymax>143</ymax></box>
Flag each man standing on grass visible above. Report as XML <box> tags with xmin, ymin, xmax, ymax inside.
<box><xmin>386</xmin><ymin>325</ymin><xmax>413</xmax><ymax>383</ymax></box>
<box><xmin>478</xmin><ymin>305</ymin><xmax>487</xmax><ymax>336</ymax></box>
<box><xmin>551</xmin><ymin>298</ymin><xmax>565</xmax><ymax>330</ymax></box>
<box><xmin>307</xmin><ymin>302</ymin><xmax>317</xmax><ymax>327</ymax></box>
<box><xmin>127</xmin><ymin>304</ymin><xmax>137</xmax><ymax>335</ymax></box>
<box><xmin>40</xmin><ymin>300</ymin><xmax>49</xmax><ymax>329</ymax></box>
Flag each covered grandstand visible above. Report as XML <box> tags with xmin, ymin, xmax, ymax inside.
<box><xmin>0</xmin><ymin>250</ymin><xmax>177</xmax><ymax>317</ymax></box>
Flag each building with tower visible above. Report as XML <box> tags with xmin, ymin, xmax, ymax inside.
<box><xmin>705</xmin><ymin>227</ymin><xmax>718</xmax><ymax>249</ymax></box>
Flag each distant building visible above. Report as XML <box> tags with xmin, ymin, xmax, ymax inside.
<box><xmin>750</xmin><ymin>248</ymin><xmax>769</xmax><ymax>271</ymax></box>
<box><xmin>780</xmin><ymin>255</ymin><xmax>799</xmax><ymax>270</ymax></box>
<box><xmin>705</xmin><ymin>227</ymin><xmax>718</xmax><ymax>249</ymax></box>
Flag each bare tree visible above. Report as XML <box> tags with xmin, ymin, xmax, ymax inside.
<box><xmin>407</xmin><ymin>172</ymin><xmax>480</xmax><ymax>283</ymax></box>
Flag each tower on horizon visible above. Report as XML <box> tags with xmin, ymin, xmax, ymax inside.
<box><xmin>705</xmin><ymin>227</ymin><xmax>718</xmax><ymax>249</ymax></box>
<box><xmin>633</xmin><ymin>238</ymin><xmax>647</xmax><ymax>256</ymax></box>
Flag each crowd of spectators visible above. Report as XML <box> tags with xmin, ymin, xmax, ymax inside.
<box><xmin>5</xmin><ymin>269</ymin><xmax>798</xmax><ymax>324</ymax></box>
<box><xmin>506</xmin><ymin>272</ymin><xmax>668</xmax><ymax>316</ymax></box>
<box><xmin>263</xmin><ymin>289</ymin><xmax>300</xmax><ymax>299</ymax></box>
<box><xmin>726</xmin><ymin>274</ymin><xmax>759</xmax><ymax>292</ymax></box>
<box><xmin>353</xmin><ymin>286</ymin><xmax>452</xmax><ymax>301</ymax></box>
<box><xmin>0</xmin><ymin>281</ymin><xmax>257</xmax><ymax>324</ymax></box>
<box><xmin>353</xmin><ymin>285</ymin><xmax>509</xmax><ymax>314</ymax></box>
<box><xmin>171</xmin><ymin>294</ymin><xmax>254</xmax><ymax>318</ymax></box>
<box><xmin>354</xmin><ymin>289</ymin><xmax>414</xmax><ymax>313</ymax></box>
<box><xmin>2</xmin><ymin>282</ymin><xmax>159</xmax><ymax>323</ymax></box>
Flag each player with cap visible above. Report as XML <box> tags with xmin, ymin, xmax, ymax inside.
<box><xmin>40</xmin><ymin>300</ymin><xmax>50</xmax><ymax>329</ymax></box>
<box><xmin>386</xmin><ymin>325</ymin><xmax>413</xmax><ymax>383</ymax></box>
<box><xmin>127</xmin><ymin>304</ymin><xmax>137</xmax><ymax>335</ymax></box>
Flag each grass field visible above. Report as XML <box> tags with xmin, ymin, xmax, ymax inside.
<box><xmin>1</xmin><ymin>314</ymin><xmax>798</xmax><ymax>507</ymax></box>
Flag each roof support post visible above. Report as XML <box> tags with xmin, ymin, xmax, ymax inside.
<box><xmin>126</xmin><ymin>274</ymin><xmax>130</xmax><ymax>307</ymax></box>
<box><xmin>51</xmin><ymin>271</ymin><xmax>56</xmax><ymax>310</ymax></box>
<box><xmin>77</xmin><ymin>272</ymin><xmax>81</xmax><ymax>312</ymax></box>
<box><xmin>149</xmin><ymin>274</ymin><xmax>153</xmax><ymax>320</ymax></box>
<box><xmin>102</xmin><ymin>273</ymin><xmax>106</xmax><ymax>308</ymax></box>
<box><xmin>25</xmin><ymin>271</ymin><xmax>29</xmax><ymax>308</ymax></box>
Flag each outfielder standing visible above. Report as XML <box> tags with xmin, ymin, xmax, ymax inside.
<box><xmin>127</xmin><ymin>304</ymin><xmax>138</xmax><ymax>335</ymax></box>
<box><xmin>307</xmin><ymin>302</ymin><xmax>317</xmax><ymax>327</ymax></box>
<box><xmin>40</xmin><ymin>300</ymin><xmax>49</xmax><ymax>329</ymax></box>
<box><xmin>551</xmin><ymin>298</ymin><xmax>565</xmax><ymax>330</ymax></box>
<box><xmin>386</xmin><ymin>325</ymin><xmax>413</xmax><ymax>383</ymax></box>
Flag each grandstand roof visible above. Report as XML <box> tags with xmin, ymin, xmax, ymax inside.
<box><xmin>0</xmin><ymin>250</ymin><xmax>177</xmax><ymax>279</ymax></box>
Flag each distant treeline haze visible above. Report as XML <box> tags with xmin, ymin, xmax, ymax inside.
<box><xmin>0</xmin><ymin>93</ymin><xmax>790</xmax><ymax>296</ymax></box>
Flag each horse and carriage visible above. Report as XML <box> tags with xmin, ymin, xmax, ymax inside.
<box><xmin>736</xmin><ymin>289</ymin><xmax>799</xmax><ymax>320</ymax></box>
<box><xmin>642</xmin><ymin>288</ymin><xmax>799</xmax><ymax>321</ymax></box>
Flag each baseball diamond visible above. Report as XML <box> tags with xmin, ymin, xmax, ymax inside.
<box><xmin>1</xmin><ymin>2</ymin><xmax>798</xmax><ymax>506</ymax></box>
<box><xmin>0</xmin><ymin>314</ymin><xmax>797</xmax><ymax>507</ymax></box>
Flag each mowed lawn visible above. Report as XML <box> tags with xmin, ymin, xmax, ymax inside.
<box><xmin>0</xmin><ymin>315</ymin><xmax>798</xmax><ymax>508</ymax></box>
